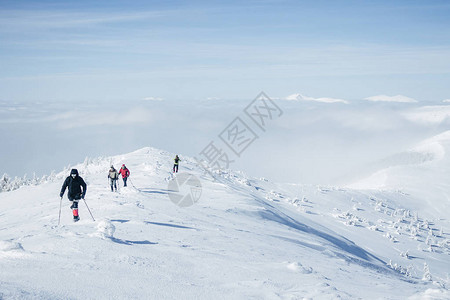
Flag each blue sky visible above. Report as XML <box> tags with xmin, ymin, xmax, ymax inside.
<box><xmin>1</xmin><ymin>0</ymin><xmax>450</xmax><ymax>102</ymax></box>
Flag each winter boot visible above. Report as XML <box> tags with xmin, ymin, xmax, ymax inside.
<box><xmin>73</xmin><ymin>209</ymin><xmax>80</xmax><ymax>222</ymax></box>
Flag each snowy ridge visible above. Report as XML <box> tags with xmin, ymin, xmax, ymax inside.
<box><xmin>365</xmin><ymin>95</ymin><xmax>418</xmax><ymax>103</ymax></box>
<box><xmin>348</xmin><ymin>131</ymin><xmax>450</xmax><ymax>219</ymax></box>
<box><xmin>372</xmin><ymin>131</ymin><xmax>450</xmax><ymax>168</ymax></box>
<box><xmin>0</xmin><ymin>147</ymin><xmax>449</xmax><ymax>299</ymax></box>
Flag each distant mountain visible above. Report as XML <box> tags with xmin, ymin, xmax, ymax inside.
<box><xmin>285</xmin><ymin>93</ymin><xmax>349</xmax><ymax>104</ymax></box>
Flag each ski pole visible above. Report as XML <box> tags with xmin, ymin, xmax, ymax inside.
<box><xmin>58</xmin><ymin>197</ymin><xmax>63</xmax><ymax>226</ymax></box>
<box><xmin>83</xmin><ymin>198</ymin><xmax>95</xmax><ymax>221</ymax></box>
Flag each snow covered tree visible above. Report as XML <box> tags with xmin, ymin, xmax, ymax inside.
<box><xmin>1</xmin><ymin>173</ymin><xmax>10</xmax><ymax>192</ymax></box>
<box><xmin>422</xmin><ymin>263</ymin><xmax>432</xmax><ymax>281</ymax></box>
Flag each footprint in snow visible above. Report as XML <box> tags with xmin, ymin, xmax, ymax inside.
<box><xmin>0</xmin><ymin>240</ymin><xmax>24</xmax><ymax>252</ymax></box>
<box><xmin>0</xmin><ymin>240</ymin><xmax>27</xmax><ymax>258</ymax></box>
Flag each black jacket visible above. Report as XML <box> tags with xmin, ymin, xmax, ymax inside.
<box><xmin>60</xmin><ymin>169</ymin><xmax>87</xmax><ymax>200</ymax></box>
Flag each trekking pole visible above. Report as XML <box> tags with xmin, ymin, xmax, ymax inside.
<box><xmin>128</xmin><ymin>178</ymin><xmax>140</xmax><ymax>192</ymax></box>
<box><xmin>83</xmin><ymin>198</ymin><xmax>95</xmax><ymax>221</ymax></box>
<box><xmin>58</xmin><ymin>197</ymin><xmax>63</xmax><ymax>226</ymax></box>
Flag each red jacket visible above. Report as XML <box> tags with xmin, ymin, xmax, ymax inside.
<box><xmin>119</xmin><ymin>167</ymin><xmax>130</xmax><ymax>178</ymax></box>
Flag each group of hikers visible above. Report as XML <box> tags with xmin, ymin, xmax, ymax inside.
<box><xmin>59</xmin><ymin>155</ymin><xmax>181</xmax><ymax>222</ymax></box>
<box><xmin>108</xmin><ymin>164</ymin><xmax>130</xmax><ymax>191</ymax></box>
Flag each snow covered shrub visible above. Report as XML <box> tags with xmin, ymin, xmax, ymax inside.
<box><xmin>0</xmin><ymin>172</ymin><xmax>57</xmax><ymax>193</ymax></box>
<box><xmin>0</xmin><ymin>173</ymin><xmax>9</xmax><ymax>192</ymax></box>
<box><xmin>423</xmin><ymin>263</ymin><xmax>432</xmax><ymax>281</ymax></box>
<box><xmin>0</xmin><ymin>174</ymin><xmax>28</xmax><ymax>192</ymax></box>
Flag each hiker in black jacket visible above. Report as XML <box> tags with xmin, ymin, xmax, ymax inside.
<box><xmin>60</xmin><ymin>169</ymin><xmax>87</xmax><ymax>222</ymax></box>
<box><xmin>173</xmin><ymin>155</ymin><xmax>181</xmax><ymax>173</ymax></box>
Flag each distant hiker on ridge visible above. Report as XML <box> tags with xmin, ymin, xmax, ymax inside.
<box><xmin>108</xmin><ymin>165</ymin><xmax>119</xmax><ymax>192</ymax></box>
<box><xmin>173</xmin><ymin>155</ymin><xmax>181</xmax><ymax>173</ymax></box>
<box><xmin>119</xmin><ymin>164</ymin><xmax>130</xmax><ymax>187</ymax></box>
<box><xmin>60</xmin><ymin>169</ymin><xmax>87</xmax><ymax>222</ymax></box>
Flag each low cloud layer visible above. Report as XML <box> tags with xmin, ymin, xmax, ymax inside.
<box><xmin>142</xmin><ymin>97</ymin><xmax>164</xmax><ymax>101</ymax></box>
<box><xmin>285</xmin><ymin>93</ymin><xmax>349</xmax><ymax>104</ymax></box>
<box><xmin>364</xmin><ymin>95</ymin><xmax>418</xmax><ymax>103</ymax></box>
<box><xmin>0</xmin><ymin>98</ymin><xmax>448</xmax><ymax>185</ymax></box>
<box><xmin>404</xmin><ymin>105</ymin><xmax>450</xmax><ymax>125</ymax></box>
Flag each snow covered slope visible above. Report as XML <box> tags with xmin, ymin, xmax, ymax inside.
<box><xmin>1</xmin><ymin>147</ymin><xmax>449</xmax><ymax>299</ymax></box>
<box><xmin>349</xmin><ymin>130</ymin><xmax>450</xmax><ymax>219</ymax></box>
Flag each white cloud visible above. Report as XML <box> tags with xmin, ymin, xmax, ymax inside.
<box><xmin>442</xmin><ymin>99</ymin><xmax>450</xmax><ymax>103</ymax></box>
<box><xmin>49</xmin><ymin>108</ymin><xmax>157</xmax><ymax>129</ymax></box>
<box><xmin>285</xmin><ymin>93</ymin><xmax>349</xmax><ymax>104</ymax></box>
<box><xmin>364</xmin><ymin>95</ymin><xmax>418</xmax><ymax>103</ymax></box>
<box><xmin>142</xmin><ymin>97</ymin><xmax>163</xmax><ymax>101</ymax></box>
<box><xmin>206</xmin><ymin>97</ymin><xmax>221</xmax><ymax>101</ymax></box>
<box><xmin>403</xmin><ymin>105</ymin><xmax>450</xmax><ymax>124</ymax></box>
<box><xmin>0</xmin><ymin>10</ymin><xmax>168</xmax><ymax>31</ymax></box>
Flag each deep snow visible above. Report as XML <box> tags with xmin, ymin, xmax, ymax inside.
<box><xmin>1</xmin><ymin>142</ymin><xmax>449</xmax><ymax>299</ymax></box>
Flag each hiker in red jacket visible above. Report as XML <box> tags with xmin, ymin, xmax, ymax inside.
<box><xmin>119</xmin><ymin>164</ymin><xmax>130</xmax><ymax>187</ymax></box>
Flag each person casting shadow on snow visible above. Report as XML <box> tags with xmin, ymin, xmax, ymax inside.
<box><xmin>60</xmin><ymin>169</ymin><xmax>87</xmax><ymax>222</ymax></box>
<box><xmin>108</xmin><ymin>165</ymin><xmax>119</xmax><ymax>192</ymax></box>
<box><xmin>173</xmin><ymin>155</ymin><xmax>181</xmax><ymax>173</ymax></box>
<box><xmin>119</xmin><ymin>164</ymin><xmax>130</xmax><ymax>187</ymax></box>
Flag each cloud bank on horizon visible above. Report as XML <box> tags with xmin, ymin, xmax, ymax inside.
<box><xmin>2</xmin><ymin>96</ymin><xmax>449</xmax><ymax>186</ymax></box>
<box><xmin>364</xmin><ymin>95</ymin><xmax>418</xmax><ymax>103</ymax></box>
<box><xmin>142</xmin><ymin>97</ymin><xmax>164</xmax><ymax>101</ymax></box>
<box><xmin>285</xmin><ymin>93</ymin><xmax>349</xmax><ymax>104</ymax></box>
<box><xmin>282</xmin><ymin>93</ymin><xmax>424</xmax><ymax>105</ymax></box>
